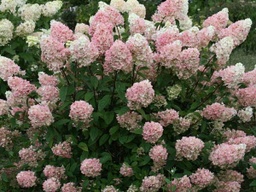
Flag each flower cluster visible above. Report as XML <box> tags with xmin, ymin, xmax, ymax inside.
<box><xmin>120</xmin><ymin>163</ymin><xmax>134</xmax><ymax>177</ymax></box>
<box><xmin>51</xmin><ymin>141</ymin><xmax>72</xmax><ymax>158</ymax></box>
<box><xmin>80</xmin><ymin>158</ymin><xmax>102</xmax><ymax>177</ymax></box>
<box><xmin>142</xmin><ymin>122</ymin><xmax>163</xmax><ymax>144</ymax></box>
<box><xmin>16</xmin><ymin>171</ymin><xmax>37</xmax><ymax>188</ymax></box>
<box><xmin>116</xmin><ymin>111</ymin><xmax>142</xmax><ymax>131</ymax></box>
<box><xmin>43</xmin><ymin>165</ymin><xmax>66</xmax><ymax>179</ymax></box>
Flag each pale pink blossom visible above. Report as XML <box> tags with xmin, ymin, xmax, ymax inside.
<box><xmin>40</xmin><ymin>36</ymin><xmax>70</xmax><ymax>72</ymax></box>
<box><xmin>197</xmin><ymin>26</ymin><xmax>215</xmax><ymax>48</ymax></box>
<box><xmin>16</xmin><ymin>171</ymin><xmax>37</xmax><ymax>188</ymax></box>
<box><xmin>157</xmin><ymin>109</ymin><xmax>179</xmax><ymax>127</ymax></box>
<box><xmin>0</xmin><ymin>127</ymin><xmax>13</xmax><ymax>148</ymax></box>
<box><xmin>217</xmin><ymin>170</ymin><xmax>244</xmax><ymax>184</ymax></box>
<box><xmin>28</xmin><ymin>104</ymin><xmax>54</xmax><ymax>128</ymax></box>
<box><xmin>175</xmin><ymin>136</ymin><xmax>204</xmax><ymax>161</ymax></box>
<box><xmin>218</xmin><ymin>18</ymin><xmax>252</xmax><ymax>46</ymax></box>
<box><xmin>102</xmin><ymin>185</ymin><xmax>119</xmax><ymax>192</ymax></box>
<box><xmin>214</xmin><ymin>181</ymin><xmax>241</xmax><ymax>192</ymax></box>
<box><xmin>43</xmin><ymin>177</ymin><xmax>61</xmax><ymax>192</ymax></box>
<box><xmin>168</xmin><ymin>175</ymin><xmax>192</xmax><ymax>192</ymax></box>
<box><xmin>120</xmin><ymin>163</ymin><xmax>133</xmax><ymax>177</ymax></box>
<box><xmin>190</xmin><ymin>168</ymin><xmax>214</xmax><ymax>189</ymax></box>
<box><xmin>202</xmin><ymin>103</ymin><xmax>236</xmax><ymax>122</ymax></box>
<box><xmin>178</xmin><ymin>26</ymin><xmax>199</xmax><ymax>48</ymax></box>
<box><xmin>223</xmin><ymin>129</ymin><xmax>247</xmax><ymax>140</ymax></box>
<box><xmin>61</xmin><ymin>182</ymin><xmax>81</xmax><ymax>192</ymax></box>
<box><xmin>37</xmin><ymin>86</ymin><xmax>59</xmax><ymax>103</ymax></box>
<box><xmin>0</xmin><ymin>99</ymin><xmax>8</xmax><ymax>115</ymax></box>
<box><xmin>91</xmin><ymin>23</ymin><xmax>114</xmax><ymax>55</ymax></box>
<box><xmin>126</xmin><ymin>0</ymin><xmax>146</xmax><ymax>18</ymax></box>
<box><xmin>126</xmin><ymin>33</ymin><xmax>153</xmax><ymax>67</ymax></box>
<box><xmin>227</xmin><ymin>136</ymin><xmax>256</xmax><ymax>152</ymax></box>
<box><xmin>50</xmin><ymin>20</ymin><xmax>74</xmax><ymax>43</ymax></box>
<box><xmin>129</xmin><ymin>13</ymin><xmax>146</xmax><ymax>35</ymax></box>
<box><xmin>203</xmin><ymin>8</ymin><xmax>229</xmax><ymax>33</ymax></box>
<box><xmin>0</xmin><ymin>56</ymin><xmax>22</xmax><ymax>81</ymax></box>
<box><xmin>242</xmin><ymin>69</ymin><xmax>256</xmax><ymax>86</ymax></box>
<box><xmin>80</xmin><ymin>158</ymin><xmax>102</xmax><ymax>177</ymax></box>
<box><xmin>51</xmin><ymin>141</ymin><xmax>72</xmax><ymax>158</ymax></box>
<box><xmin>173</xmin><ymin>117</ymin><xmax>191</xmax><ymax>135</ymax></box>
<box><xmin>116</xmin><ymin>111</ymin><xmax>142</xmax><ymax>131</ymax></box>
<box><xmin>142</xmin><ymin>122</ymin><xmax>163</xmax><ymax>144</ymax></box>
<box><xmin>247</xmin><ymin>157</ymin><xmax>256</xmax><ymax>179</ymax></box>
<box><xmin>209</xmin><ymin>143</ymin><xmax>246</xmax><ymax>168</ymax></box>
<box><xmin>103</xmin><ymin>40</ymin><xmax>133</xmax><ymax>74</ymax></box>
<box><xmin>140</xmin><ymin>174</ymin><xmax>164</xmax><ymax>192</ymax></box>
<box><xmin>126</xmin><ymin>80</ymin><xmax>155</xmax><ymax>110</ymax></box>
<box><xmin>110</xmin><ymin>0</ymin><xmax>126</xmax><ymax>13</ymax></box>
<box><xmin>236</xmin><ymin>86</ymin><xmax>256</xmax><ymax>107</ymax></box>
<box><xmin>7</xmin><ymin>77</ymin><xmax>36</xmax><ymax>97</ymax></box>
<box><xmin>43</xmin><ymin>165</ymin><xmax>65</xmax><ymax>179</ymax></box>
<box><xmin>237</xmin><ymin>106</ymin><xmax>253</xmax><ymax>122</ymax></box>
<box><xmin>19</xmin><ymin>146</ymin><xmax>38</xmax><ymax>165</ymax></box>
<box><xmin>69</xmin><ymin>100</ymin><xmax>94</xmax><ymax>123</ymax></box>
<box><xmin>149</xmin><ymin>145</ymin><xmax>168</xmax><ymax>168</ymax></box>
<box><xmin>38</xmin><ymin>72</ymin><xmax>59</xmax><ymax>86</ymax></box>
<box><xmin>69</xmin><ymin>35</ymin><xmax>99</xmax><ymax>67</ymax></box>
<box><xmin>74</xmin><ymin>23</ymin><xmax>89</xmax><ymax>35</ymax></box>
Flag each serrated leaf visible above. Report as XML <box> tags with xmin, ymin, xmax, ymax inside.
<box><xmin>90</xmin><ymin>76</ymin><xmax>98</xmax><ymax>89</ymax></box>
<box><xmin>90</xmin><ymin>127</ymin><xmax>100</xmax><ymax>141</ymax></box>
<box><xmin>54</xmin><ymin>119</ymin><xmax>70</xmax><ymax>127</ymax></box>
<box><xmin>78</xmin><ymin>142</ymin><xmax>88</xmax><ymax>152</ymax></box>
<box><xmin>84</xmin><ymin>92</ymin><xmax>94</xmax><ymax>102</ymax></box>
<box><xmin>100</xmin><ymin>152</ymin><xmax>112</xmax><ymax>163</ymax></box>
<box><xmin>103</xmin><ymin>112</ymin><xmax>114</xmax><ymax>125</ymax></box>
<box><xmin>60</xmin><ymin>87</ymin><xmax>68</xmax><ymax>102</ymax></box>
<box><xmin>98</xmin><ymin>95</ymin><xmax>111</xmax><ymax>111</ymax></box>
<box><xmin>109</xmin><ymin>126</ymin><xmax>119</xmax><ymax>135</ymax></box>
<box><xmin>99</xmin><ymin>134</ymin><xmax>109</xmax><ymax>146</ymax></box>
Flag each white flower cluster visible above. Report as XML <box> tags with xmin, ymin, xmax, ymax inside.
<box><xmin>0</xmin><ymin>19</ymin><xmax>14</xmax><ymax>46</ymax></box>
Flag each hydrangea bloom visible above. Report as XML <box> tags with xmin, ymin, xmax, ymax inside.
<box><xmin>120</xmin><ymin>163</ymin><xmax>133</xmax><ymax>177</ymax></box>
<box><xmin>50</xmin><ymin>20</ymin><xmax>74</xmax><ymax>43</ymax></box>
<box><xmin>69</xmin><ymin>100</ymin><xmax>94</xmax><ymax>123</ymax></box>
<box><xmin>209</xmin><ymin>143</ymin><xmax>246</xmax><ymax>168</ymax></box>
<box><xmin>0</xmin><ymin>19</ymin><xmax>14</xmax><ymax>46</ymax></box>
<box><xmin>103</xmin><ymin>40</ymin><xmax>133</xmax><ymax>74</ymax></box>
<box><xmin>202</xmin><ymin>103</ymin><xmax>237</xmax><ymax>122</ymax></box>
<box><xmin>237</xmin><ymin>107</ymin><xmax>253</xmax><ymax>122</ymax></box>
<box><xmin>0</xmin><ymin>56</ymin><xmax>22</xmax><ymax>81</ymax></box>
<box><xmin>242</xmin><ymin>69</ymin><xmax>256</xmax><ymax>86</ymax></box>
<box><xmin>140</xmin><ymin>174</ymin><xmax>164</xmax><ymax>192</ymax></box>
<box><xmin>43</xmin><ymin>177</ymin><xmax>61</xmax><ymax>192</ymax></box>
<box><xmin>51</xmin><ymin>141</ymin><xmax>72</xmax><ymax>158</ymax></box>
<box><xmin>157</xmin><ymin>109</ymin><xmax>179</xmax><ymax>127</ymax></box>
<box><xmin>28</xmin><ymin>104</ymin><xmax>54</xmax><ymax>128</ymax></box>
<box><xmin>175</xmin><ymin>136</ymin><xmax>204</xmax><ymax>161</ymax></box>
<box><xmin>217</xmin><ymin>170</ymin><xmax>244</xmax><ymax>184</ymax></box>
<box><xmin>142</xmin><ymin>122</ymin><xmax>163</xmax><ymax>144</ymax></box>
<box><xmin>102</xmin><ymin>185</ymin><xmax>119</xmax><ymax>192</ymax></box>
<box><xmin>69</xmin><ymin>35</ymin><xmax>99</xmax><ymax>67</ymax></box>
<box><xmin>16</xmin><ymin>171</ymin><xmax>37</xmax><ymax>188</ymax></box>
<box><xmin>61</xmin><ymin>182</ymin><xmax>81</xmax><ymax>192</ymax></box>
<box><xmin>37</xmin><ymin>86</ymin><xmax>59</xmax><ymax>103</ymax></box>
<box><xmin>168</xmin><ymin>175</ymin><xmax>192</xmax><ymax>192</ymax></box>
<box><xmin>149</xmin><ymin>145</ymin><xmax>168</xmax><ymax>169</ymax></box>
<box><xmin>38</xmin><ymin>72</ymin><xmax>58</xmax><ymax>86</ymax></box>
<box><xmin>0</xmin><ymin>99</ymin><xmax>8</xmax><ymax>116</ymax></box>
<box><xmin>8</xmin><ymin>77</ymin><xmax>36</xmax><ymax>97</ymax></box>
<box><xmin>116</xmin><ymin>111</ymin><xmax>142</xmax><ymax>131</ymax></box>
<box><xmin>227</xmin><ymin>136</ymin><xmax>256</xmax><ymax>152</ymax></box>
<box><xmin>126</xmin><ymin>80</ymin><xmax>155</xmax><ymax>110</ymax></box>
<box><xmin>18</xmin><ymin>3</ymin><xmax>42</xmax><ymax>21</ymax></box>
<box><xmin>19</xmin><ymin>146</ymin><xmax>38</xmax><ymax>165</ymax></box>
<box><xmin>15</xmin><ymin>21</ymin><xmax>35</xmax><ymax>37</ymax></box>
<box><xmin>247</xmin><ymin>157</ymin><xmax>256</xmax><ymax>179</ymax></box>
<box><xmin>80</xmin><ymin>158</ymin><xmax>102</xmax><ymax>177</ymax></box>
<box><xmin>41</xmin><ymin>1</ymin><xmax>63</xmax><ymax>17</ymax></box>
<box><xmin>236</xmin><ymin>86</ymin><xmax>256</xmax><ymax>107</ymax></box>
<box><xmin>126</xmin><ymin>0</ymin><xmax>146</xmax><ymax>18</ymax></box>
<box><xmin>43</xmin><ymin>165</ymin><xmax>65</xmax><ymax>179</ymax></box>
<box><xmin>190</xmin><ymin>168</ymin><xmax>214</xmax><ymax>189</ymax></box>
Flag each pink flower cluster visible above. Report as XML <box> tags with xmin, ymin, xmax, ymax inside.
<box><xmin>50</xmin><ymin>20</ymin><xmax>74</xmax><ymax>43</ymax></box>
<box><xmin>172</xmin><ymin>117</ymin><xmax>191</xmax><ymax>135</ymax></box>
<box><xmin>227</xmin><ymin>136</ymin><xmax>256</xmax><ymax>152</ymax></box>
<box><xmin>236</xmin><ymin>86</ymin><xmax>256</xmax><ymax>107</ymax></box>
<box><xmin>217</xmin><ymin>170</ymin><xmax>244</xmax><ymax>184</ymax></box>
<box><xmin>202</xmin><ymin>103</ymin><xmax>236</xmax><ymax>122</ymax></box>
<box><xmin>28</xmin><ymin>104</ymin><xmax>54</xmax><ymax>128</ymax></box>
<box><xmin>116</xmin><ymin>111</ymin><xmax>142</xmax><ymax>131</ymax></box>
<box><xmin>42</xmin><ymin>177</ymin><xmax>61</xmax><ymax>192</ymax></box>
<box><xmin>209</xmin><ymin>143</ymin><xmax>246</xmax><ymax>168</ymax></box>
<box><xmin>38</xmin><ymin>72</ymin><xmax>59</xmax><ymax>86</ymax></box>
<box><xmin>16</xmin><ymin>171</ymin><xmax>37</xmax><ymax>188</ymax></box>
<box><xmin>19</xmin><ymin>146</ymin><xmax>39</xmax><ymax>166</ymax></box>
<box><xmin>149</xmin><ymin>144</ymin><xmax>168</xmax><ymax>170</ymax></box>
<box><xmin>80</xmin><ymin>158</ymin><xmax>102</xmax><ymax>177</ymax></box>
<box><xmin>155</xmin><ymin>27</ymin><xmax>179</xmax><ymax>52</ymax></box>
<box><xmin>247</xmin><ymin>157</ymin><xmax>256</xmax><ymax>179</ymax></box>
<box><xmin>40</xmin><ymin>35</ymin><xmax>70</xmax><ymax>72</ymax></box>
<box><xmin>126</xmin><ymin>80</ymin><xmax>155</xmax><ymax>110</ymax></box>
<box><xmin>69</xmin><ymin>100</ymin><xmax>94</xmax><ymax>124</ymax></box>
<box><xmin>218</xmin><ymin>18</ymin><xmax>252</xmax><ymax>46</ymax></box>
<box><xmin>242</xmin><ymin>69</ymin><xmax>256</xmax><ymax>86</ymax></box>
<box><xmin>175</xmin><ymin>136</ymin><xmax>204</xmax><ymax>161</ymax></box>
<box><xmin>142</xmin><ymin>122</ymin><xmax>163</xmax><ymax>144</ymax></box>
<box><xmin>0</xmin><ymin>99</ymin><xmax>8</xmax><ymax>115</ymax></box>
<box><xmin>190</xmin><ymin>168</ymin><xmax>214</xmax><ymax>189</ymax></box>
<box><xmin>0</xmin><ymin>56</ymin><xmax>22</xmax><ymax>81</ymax></box>
<box><xmin>61</xmin><ymin>182</ymin><xmax>81</xmax><ymax>192</ymax></box>
<box><xmin>0</xmin><ymin>127</ymin><xmax>12</xmax><ymax>148</ymax></box>
<box><xmin>119</xmin><ymin>163</ymin><xmax>133</xmax><ymax>177</ymax></box>
<box><xmin>103</xmin><ymin>40</ymin><xmax>133</xmax><ymax>74</ymax></box>
<box><xmin>140</xmin><ymin>174</ymin><xmax>164</xmax><ymax>192</ymax></box>
<box><xmin>102</xmin><ymin>185</ymin><xmax>118</xmax><ymax>192</ymax></box>
<box><xmin>168</xmin><ymin>175</ymin><xmax>192</xmax><ymax>192</ymax></box>
<box><xmin>69</xmin><ymin>35</ymin><xmax>99</xmax><ymax>67</ymax></box>
<box><xmin>223</xmin><ymin>129</ymin><xmax>246</xmax><ymax>140</ymax></box>
<box><xmin>7</xmin><ymin>76</ymin><xmax>36</xmax><ymax>97</ymax></box>
<box><xmin>51</xmin><ymin>141</ymin><xmax>72</xmax><ymax>158</ymax></box>
<box><xmin>37</xmin><ymin>85</ymin><xmax>59</xmax><ymax>103</ymax></box>
<box><xmin>43</xmin><ymin>165</ymin><xmax>65</xmax><ymax>179</ymax></box>
<box><xmin>126</xmin><ymin>33</ymin><xmax>153</xmax><ymax>67</ymax></box>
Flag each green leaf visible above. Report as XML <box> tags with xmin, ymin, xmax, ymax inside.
<box><xmin>99</xmin><ymin>134</ymin><xmax>109</xmax><ymax>146</ymax></box>
<box><xmin>103</xmin><ymin>112</ymin><xmax>115</xmax><ymax>125</ymax></box>
<box><xmin>90</xmin><ymin>127</ymin><xmax>100</xmax><ymax>141</ymax></box>
<box><xmin>98</xmin><ymin>95</ymin><xmax>111</xmax><ymax>111</ymax></box>
<box><xmin>250</xmin><ymin>180</ymin><xmax>256</xmax><ymax>187</ymax></box>
<box><xmin>84</xmin><ymin>92</ymin><xmax>94</xmax><ymax>102</ymax></box>
<box><xmin>54</xmin><ymin>119</ymin><xmax>70</xmax><ymax>127</ymax></box>
<box><xmin>100</xmin><ymin>152</ymin><xmax>112</xmax><ymax>163</ymax></box>
<box><xmin>131</xmin><ymin>129</ymin><xmax>142</xmax><ymax>135</ymax></box>
<box><xmin>60</xmin><ymin>87</ymin><xmax>68</xmax><ymax>102</ymax></box>
<box><xmin>90</xmin><ymin>76</ymin><xmax>98</xmax><ymax>89</ymax></box>
<box><xmin>109</xmin><ymin>126</ymin><xmax>119</xmax><ymax>135</ymax></box>
<box><xmin>119</xmin><ymin>135</ymin><xmax>136</xmax><ymax>144</ymax></box>
<box><xmin>78</xmin><ymin>142</ymin><xmax>88</xmax><ymax>152</ymax></box>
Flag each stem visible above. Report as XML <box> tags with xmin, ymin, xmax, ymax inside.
<box><xmin>110</xmin><ymin>71</ymin><xmax>118</xmax><ymax>109</ymax></box>
<box><xmin>61</xmin><ymin>68</ymin><xmax>70</xmax><ymax>86</ymax></box>
<box><xmin>88</xmin><ymin>66</ymin><xmax>98</xmax><ymax>109</ymax></box>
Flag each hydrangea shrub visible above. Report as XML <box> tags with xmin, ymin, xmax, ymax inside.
<box><xmin>0</xmin><ymin>0</ymin><xmax>256</xmax><ymax>191</ymax></box>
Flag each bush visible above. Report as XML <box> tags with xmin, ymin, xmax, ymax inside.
<box><xmin>0</xmin><ymin>0</ymin><xmax>256</xmax><ymax>191</ymax></box>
